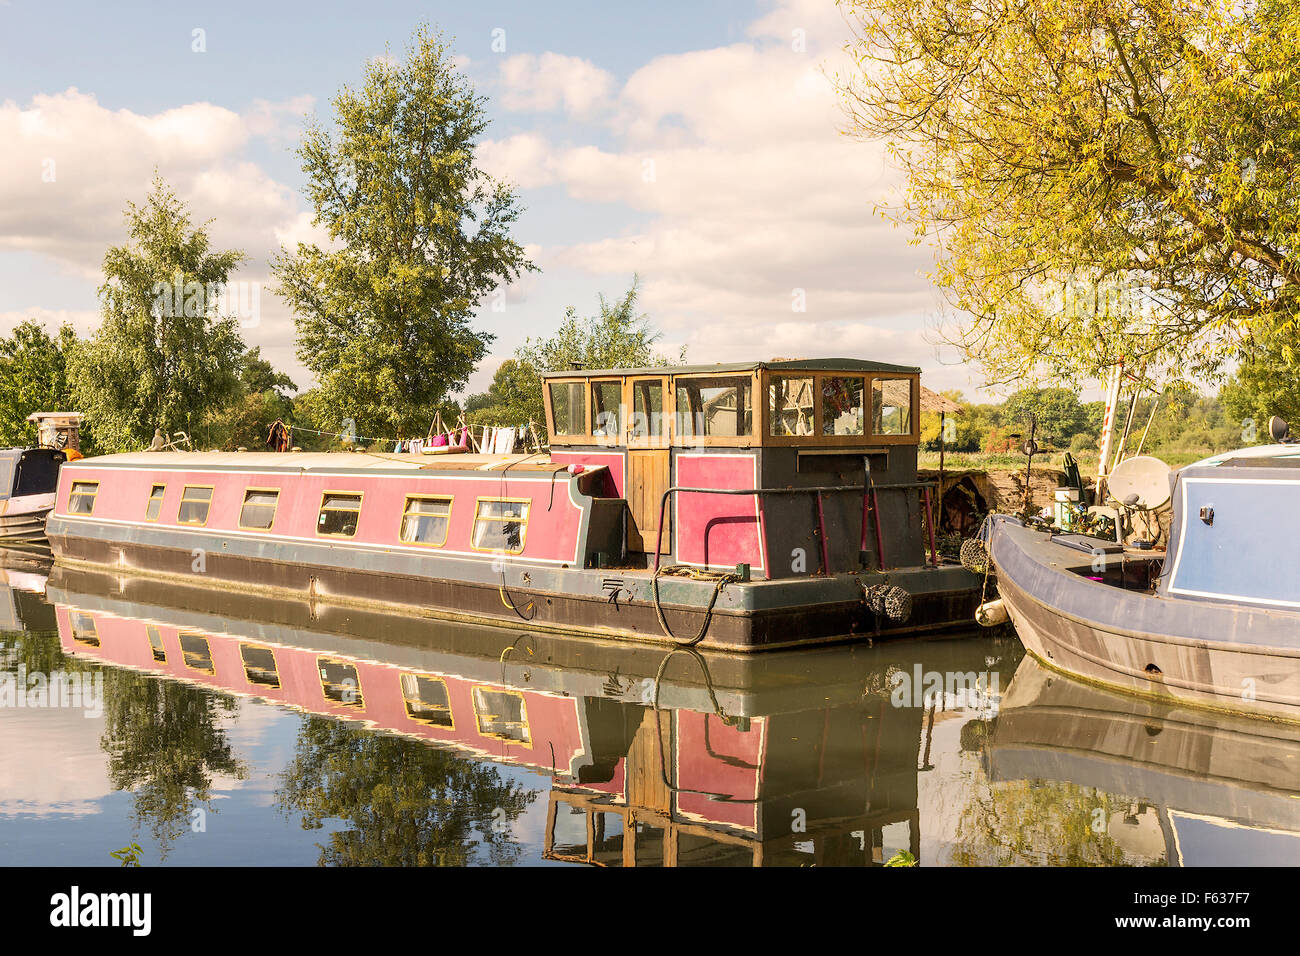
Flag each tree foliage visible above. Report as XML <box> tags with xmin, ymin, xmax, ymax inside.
<box><xmin>840</xmin><ymin>0</ymin><xmax>1300</xmax><ymax>385</ymax></box>
<box><xmin>69</xmin><ymin>176</ymin><xmax>246</xmax><ymax>452</ymax></box>
<box><xmin>466</xmin><ymin>277</ymin><xmax>683</xmax><ymax>428</ymax></box>
<box><xmin>0</xmin><ymin>320</ymin><xmax>81</xmax><ymax>447</ymax></box>
<box><xmin>1219</xmin><ymin>340</ymin><xmax>1300</xmax><ymax>433</ymax></box>
<box><xmin>273</xmin><ymin>25</ymin><xmax>535</xmax><ymax>440</ymax></box>
<box><xmin>200</xmin><ymin>347</ymin><xmax>299</xmax><ymax>450</ymax></box>
<box><xmin>276</xmin><ymin>717</ymin><xmax>536</xmax><ymax>866</ymax></box>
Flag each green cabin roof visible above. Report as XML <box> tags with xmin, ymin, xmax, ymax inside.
<box><xmin>538</xmin><ymin>358</ymin><xmax>921</xmax><ymax>379</ymax></box>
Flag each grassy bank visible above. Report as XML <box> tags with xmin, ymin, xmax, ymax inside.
<box><xmin>917</xmin><ymin>448</ymin><xmax>1222</xmax><ymax>473</ymax></box>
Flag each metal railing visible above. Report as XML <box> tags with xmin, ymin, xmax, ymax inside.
<box><xmin>651</xmin><ymin>480</ymin><xmax>939</xmax><ymax>576</ymax></box>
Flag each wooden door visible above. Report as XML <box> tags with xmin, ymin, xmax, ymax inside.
<box><xmin>625</xmin><ymin>375</ymin><xmax>671</xmax><ymax>554</ymax></box>
<box><xmin>628</xmin><ymin>449</ymin><xmax>671</xmax><ymax>553</ymax></box>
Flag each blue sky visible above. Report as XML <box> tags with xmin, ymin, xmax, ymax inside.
<box><xmin>0</xmin><ymin>0</ymin><xmax>978</xmax><ymax>403</ymax></box>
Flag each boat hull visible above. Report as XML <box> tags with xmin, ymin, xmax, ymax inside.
<box><xmin>986</xmin><ymin>515</ymin><xmax>1300</xmax><ymax>721</ymax></box>
<box><xmin>47</xmin><ymin>518</ymin><xmax>982</xmax><ymax>652</ymax></box>
<box><xmin>0</xmin><ymin>493</ymin><xmax>54</xmax><ymax>546</ymax></box>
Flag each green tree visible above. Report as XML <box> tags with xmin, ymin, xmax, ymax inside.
<box><xmin>99</xmin><ymin>669</ymin><xmax>246</xmax><ymax>858</ymax></box>
<box><xmin>840</xmin><ymin>0</ymin><xmax>1300</xmax><ymax>384</ymax></box>
<box><xmin>276</xmin><ymin>717</ymin><xmax>536</xmax><ymax>866</ymax></box>
<box><xmin>201</xmin><ymin>348</ymin><xmax>299</xmax><ymax>450</ymax></box>
<box><xmin>1219</xmin><ymin>342</ymin><xmax>1300</xmax><ymax>441</ymax></box>
<box><xmin>467</xmin><ymin>276</ymin><xmax>682</xmax><ymax>428</ymax></box>
<box><xmin>273</xmin><ymin>25</ymin><xmax>535</xmax><ymax>441</ymax></box>
<box><xmin>69</xmin><ymin>176</ymin><xmax>246</xmax><ymax>452</ymax></box>
<box><xmin>0</xmin><ymin>320</ymin><xmax>80</xmax><ymax>446</ymax></box>
<box><xmin>1002</xmin><ymin>388</ymin><xmax>1088</xmax><ymax>446</ymax></box>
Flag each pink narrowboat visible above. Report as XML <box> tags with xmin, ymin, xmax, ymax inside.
<box><xmin>45</xmin><ymin>359</ymin><xmax>982</xmax><ymax>650</ymax></box>
<box><xmin>47</xmin><ymin>566</ymin><xmax>936</xmax><ymax>865</ymax></box>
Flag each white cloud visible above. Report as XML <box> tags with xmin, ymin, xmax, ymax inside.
<box><xmin>481</xmin><ymin>0</ymin><xmax>937</xmax><ymax>377</ymax></box>
<box><xmin>498</xmin><ymin>53</ymin><xmax>614</xmax><ymax>117</ymax></box>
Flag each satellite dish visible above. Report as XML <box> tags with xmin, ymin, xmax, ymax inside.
<box><xmin>1108</xmin><ymin>455</ymin><xmax>1172</xmax><ymax>510</ymax></box>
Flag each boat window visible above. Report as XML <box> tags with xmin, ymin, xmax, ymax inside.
<box><xmin>472</xmin><ymin>687</ymin><xmax>531</xmax><ymax>744</ymax></box>
<box><xmin>240</xmin><ymin>644</ymin><xmax>280</xmax><ymax>689</ymax></box>
<box><xmin>68</xmin><ymin>481</ymin><xmax>99</xmax><ymax>515</ymax></box>
<box><xmin>472</xmin><ymin>498</ymin><xmax>530</xmax><ymax>553</ymax></box>
<box><xmin>145</xmin><ymin>484</ymin><xmax>166</xmax><ymax>521</ymax></box>
<box><xmin>400</xmin><ymin>496</ymin><xmax>452</xmax><ymax>547</ymax></box>
<box><xmin>0</xmin><ymin>459</ymin><xmax>12</xmax><ymax>498</ymax></box>
<box><xmin>675</xmin><ymin>376</ymin><xmax>753</xmax><ymax>439</ymax></box>
<box><xmin>146</xmin><ymin>625</ymin><xmax>166</xmax><ymax>663</ymax></box>
<box><xmin>239</xmin><ymin>489</ymin><xmax>279</xmax><ymax>530</ymax></box>
<box><xmin>630</xmin><ymin>380</ymin><xmax>665</xmax><ymax>439</ymax></box>
<box><xmin>13</xmin><ymin>451</ymin><xmax>61</xmax><ymax>497</ymax></box>
<box><xmin>318</xmin><ymin>657</ymin><xmax>364</xmax><ymax>708</ymax></box>
<box><xmin>317</xmin><ymin>493</ymin><xmax>362</xmax><ymax>537</ymax></box>
<box><xmin>591</xmin><ymin>380</ymin><xmax>623</xmax><ymax>439</ymax></box>
<box><xmin>822</xmin><ymin>376</ymin><xmax>866</xmax><ymax>436</ymax></box>
<box><xmin>550</xmin><ymin>805</ymin><xmax>590</xmax><ymax>860</ymax></box>
<box><xmin>70</xmin><ymin>611</ymin><xmax>99</xmax><ymax>647</ymax></box>
<box><xmin>634</xmin><ymin>822</ymin><xmax>665</xmax><ymax>866</ymax></box>
<box><xmin>549</xmin><ymin>382</ymin><xmax>587</xmax><ymax>437</ymax></box>
<box><xmin>768</xmin><ymin>376</ymin><xmax>815</xmax><ymax>436</ymax></box>
<box><xmin>872</xmin><ymin>378</ymin><xmax>913</xmax><ymax>435</ymax></box>
<box><xmin>592</xmin><ymin>813</ymin><xmax>625</xmax><ymax>867</ymax></box>
<box><xmin>179</xmin><ymin>633</ymin><xmax>214</xmax><ymax>674</ymax></box>
<box><xmin>400</xmin><ymin>674</ymin><xmax>454</xmax><ymax>727</ymax></box>
<box><xmin>177</xmin><ymin>486</ymin><xmax>213</xmax><ymax>525</ymax></box>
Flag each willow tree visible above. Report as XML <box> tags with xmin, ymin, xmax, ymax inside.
<box><xmin>839</xmin><ymin>0</ymin><xmax>1300</xmax><ymax>384</ymax></box>
<box><xmin>273</xmin><ymin>25</ymin><xmax>535</xmax><ymax>439</ymax></box>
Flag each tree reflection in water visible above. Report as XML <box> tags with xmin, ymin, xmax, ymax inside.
<box><xmin>99</xmin><ymin>669</ymin><xmax>247</xmax><ymax>857</ymax></box>
<box><xmin>276</xmin><ymin>717</ymin><xmax>539</xmax><ymax>866</ymax></box>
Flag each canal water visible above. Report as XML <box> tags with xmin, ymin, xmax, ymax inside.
<box><xmin>1</xmin><ymin>556</ymin><xmax>1296</xmax><ymax>867</ymax></box>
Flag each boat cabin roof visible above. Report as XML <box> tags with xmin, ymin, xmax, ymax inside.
<box><xmin>66</xmin><ymin>451</ymin><xmax>569</xmax><ymax>473</ymax></box>
<box><xmin>542</xmin><ymin>358</ymin><xmax>922</xmax><ymax>448</ymax></box>
<box><xmin>538</xmin><ymin>357</ymin><xmax>921</xmax><ymax>379</ymax></box>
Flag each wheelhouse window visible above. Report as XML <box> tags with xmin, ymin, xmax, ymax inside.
<box><xmin>239</xmin><ymin>489</ymin><xmax>279</xmax><ymax>530</ymax></box>
<box><xmin>240</xmin><ymin>644</ymin><xmax>280</xmax><ymax>689</ymax></box>
<box><xmin>472</xmin><ymin>687</ymin><xmax>531</xmax><ymax>745</ymax></box>
<box><xmin>177</xmin><ymin>486</ymin><xmax>213</xmax><ymax>526</ymax></box>
<box><xmin>768</xmin><ymin>376</ymin><xmax>815</xmax><ymax>436</ymax></box>
<box><xmin>319</xmin><ymin>657</ymin><xmax>363</xmax><ymax>708</ymax></box>
<box><xmin>400</xmin><ymin>674</ymin><xmax>453</xmax><ymax>727</ymax></box>
<box><xmin>68</xmin><ymin>481</ymin><xmax>98</xmax><ymax>515</ymax></box>
<box><xmin>630</xmin><ymin>379</ymin><xmax>666</xmax><ymax>439</ymax></box>
<box><xmin>822</xmin><ymin>376</ymin><xmax>866</xmax><ymax>436</ymax></box>
<box><xmin>676</xmin><ymin>376</ymin><xmax>753</xmax><ymax>439</ymax></box>
<box><xmin>145</xmin><ymin>484</ymin><xmax>166</xmax><ymax>521</ymax></box>
<box><xmin>549</xmin><ymin>382</ymin><xmax>587</xmax><ymax>437</ymax></box>
<box><xmin>591</xmin><ymin>380</ymin><xmax>623</xmax><ymax>439</ymax></box>
<box><xmin>317</xmin><ymin>493</ymin><xmax>362</xmax><ymax>537</ymax></box>
<box><xmin>872</xmin><ymin>378</ymin><xmax>913</xmax><ymax>436</ymax></box>
<box><xmin>400</xmin><ymin>496</ymin><xmax>452</xmax><ymax>547</ymax></box>
<box><xmin>472</xmin><ymin>498</ymin><xmax>529</xmax><ymax>553</ymax></box>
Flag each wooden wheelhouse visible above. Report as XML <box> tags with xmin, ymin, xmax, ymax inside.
<box><xmin>542</xmin><ymin>359</ymin><xmax>927</xmax><ymax>578</ymax></box>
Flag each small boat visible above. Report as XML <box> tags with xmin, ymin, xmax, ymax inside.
<box><xmin>0</xmin><ymin>447</ymin><xmax>68</xmax><ymax>547</ymax></box>
<box><xmin>989</xmin><ymin>654</ymin><xmax>1300</xmax><ymax>864</ymax></box>
<box><xmin>983</xmin><ymin>428</ymin><xmax>1300</xmax><ymax>720</ymax></box>
<box><xmin>46</xmin><ymin>359</ymin><xmax>982</xmax><ymax>651</ymax></box>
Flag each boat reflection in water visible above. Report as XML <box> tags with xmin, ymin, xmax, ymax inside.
<box><xmin>987</xmin><ymin>655</ymin><xmax>1300</xmax><ymax>866</ymax></box>
<box><xmin>21</xmin><ymin>562</ymin><xmax>1298</xmax><ymax>866</ymax></box>
<box><xmin>39</xmin><ymin>565</ymin><xmax>1012</xmax><ymax>867</ymax></box>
